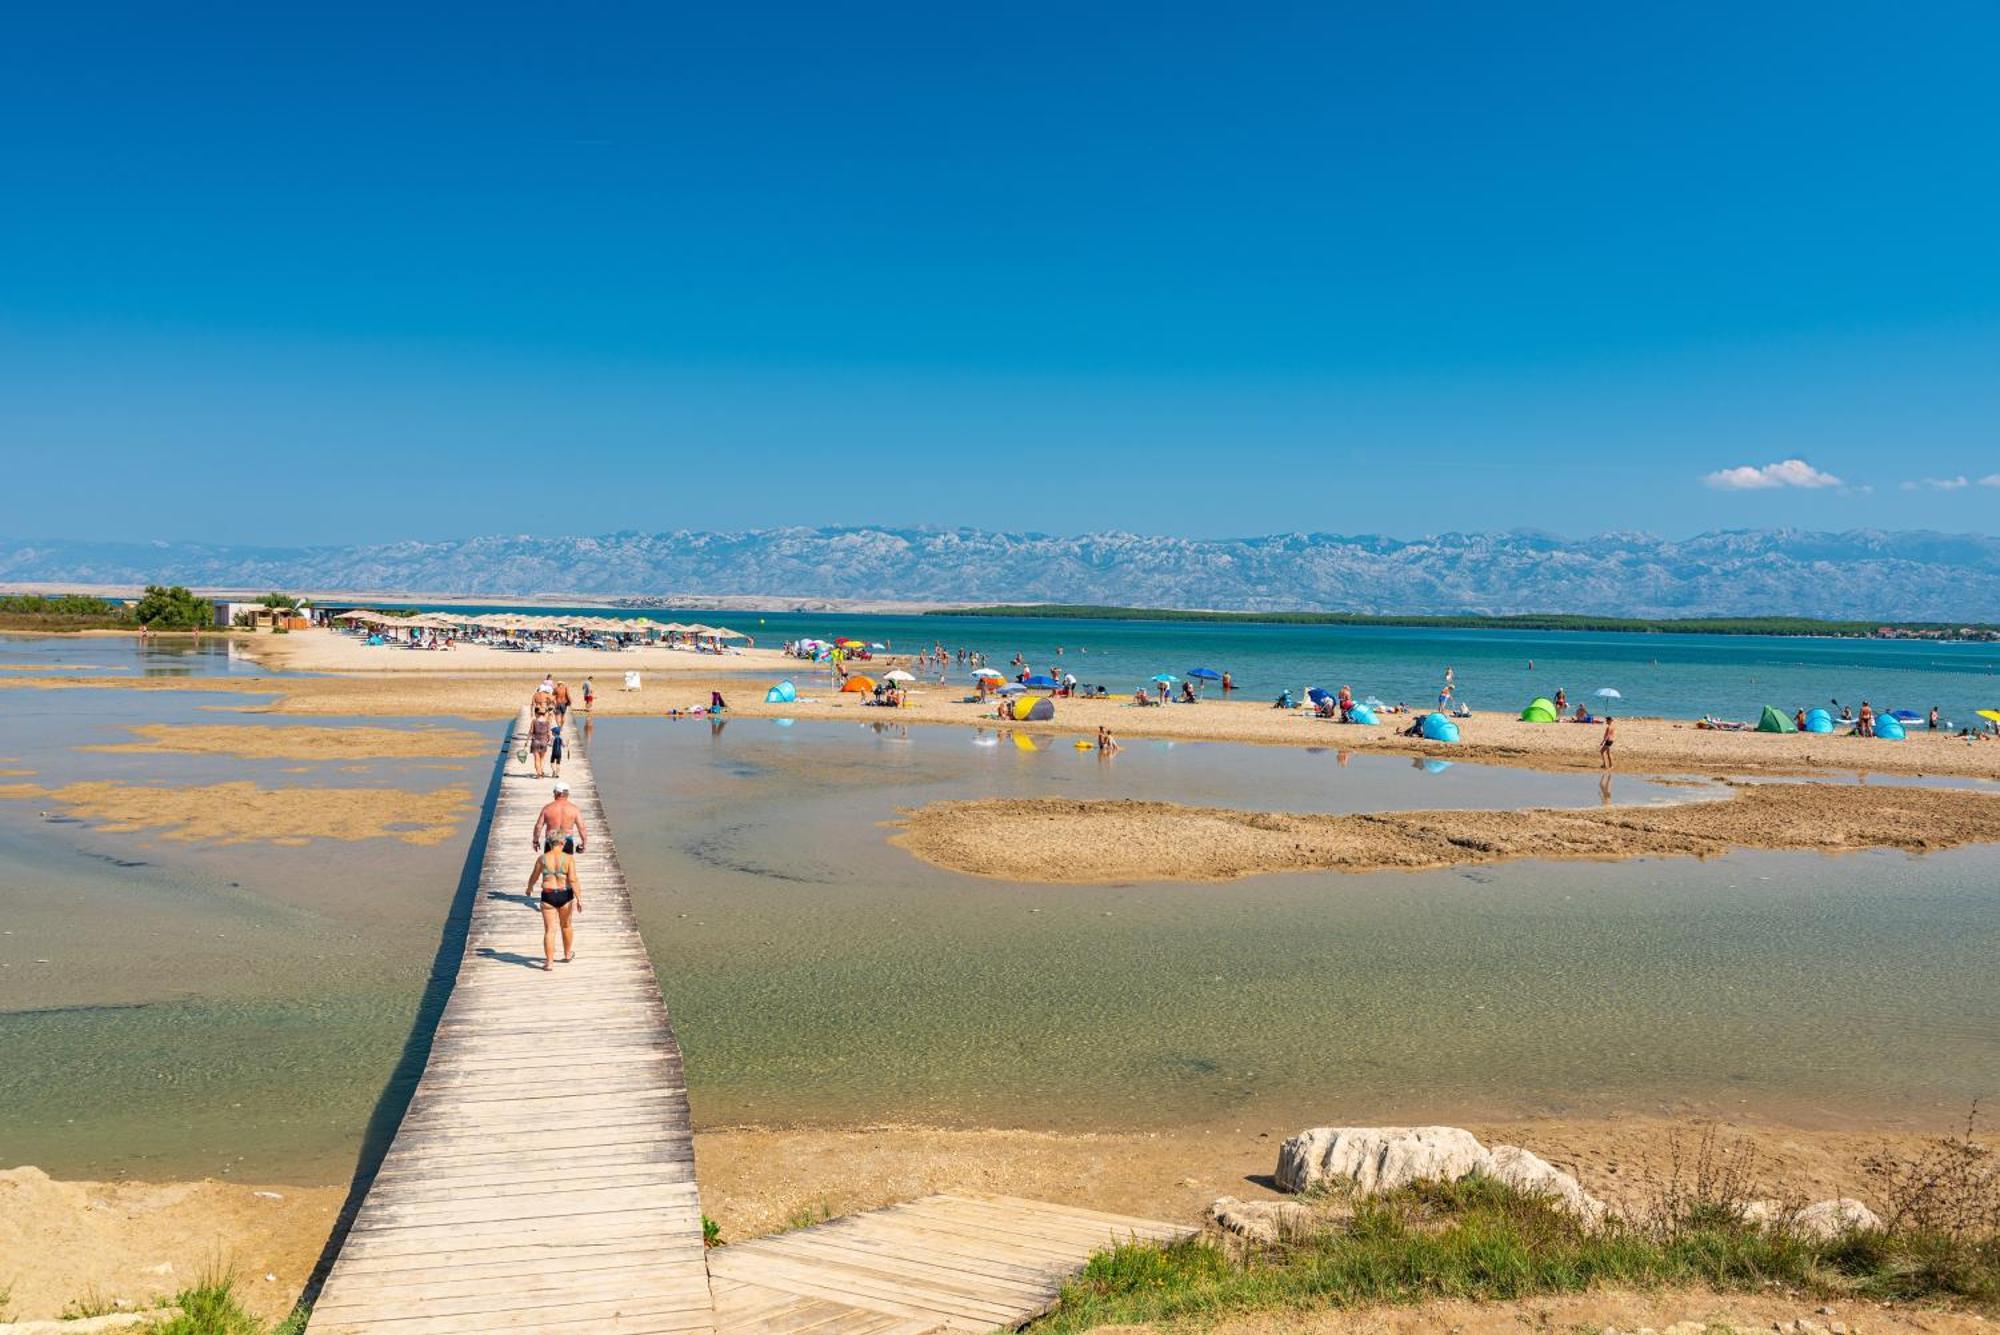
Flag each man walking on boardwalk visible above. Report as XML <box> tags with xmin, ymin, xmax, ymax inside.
<box><xmin>533</xmin><ymin>779</ymin><xmax>588</xmax><ymax>855</ymax></box>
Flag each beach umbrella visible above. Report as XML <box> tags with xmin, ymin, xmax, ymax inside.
<box><xmin>971</xmin><ymin>668</ymin><xmax>1004</xmax><ymax>680</ymax></box>
<box><xmin>1979</xmin><ymin>710</ymin><xmax>2000</xmax><ymax>724</ymax></box>
<box><xmin>1151</xmin><ymin>674</ymin><xmax>1179</xmax><ymax>684</ymax></box>
<box><xmin>1306</xmin><ymin>687</ymin><xmax>1333</xmax><ymax>705</ymax></box>
<box><xmin>870</xmin><ymin>642</ymin><xmax>886</xmax><ymax>650</ymax></box>
<box><xmin>710</xmin><ymin>627</ymin><xmax>748</xmax><ymax>639</ymax></box>
<box><xmin>1595</xmin><ymin>687</ymin><xmax>1622</xmax><ymax>699</ymax></box>
<box><xmin>883</xmin><ymin>669</ymin><xmax>916</xmax><ymax>682</ymax></box>
<box><xmin>996</xmin><ymin>682</ymin><xmax>1027</xmax><ymax>695</ymax></box>
<box><xmin>1187</xmin><ymin>667</ymin><xmax>1222</xmax><ymax>681</ymax></box>
<box><xmin>1022</xmin><ymin>674</ymin><xmax>1059</xmax><ymax>689</ymax></box>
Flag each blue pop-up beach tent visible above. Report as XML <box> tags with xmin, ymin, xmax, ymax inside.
<box><xmin>1875</xmin><ymin>716</ymin><xmax>1906</xmax><ymax>740</ymax></box>
<box><xmin>1421</xmin><ymin>713</ymin><xmax>1460</xmax><ymax>742</ymax></box>
<box><xmin>764</xmin><ymin>679</ymin><xmax>798</xmax><ymax>704</ymax></box>
<box><xmin>1803</xmin><ymin>708</ymin><xmax>1834</xmax><ymax>733</ymax></box>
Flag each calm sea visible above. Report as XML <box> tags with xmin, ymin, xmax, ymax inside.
<box><xmin>380</xmin><ymin>605</ymin><xmax>2000</xmax><ymax>727</ymax></box>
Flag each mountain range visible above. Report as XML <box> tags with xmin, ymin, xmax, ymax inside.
<box><xmin>5</xmin><ymin>527</ymin><xmax>1999</xmax><ymax>619</ymax></box>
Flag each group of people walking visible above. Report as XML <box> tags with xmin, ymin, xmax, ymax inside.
<box><xmin>526</xmin><ymin>676</ymin><xmax>592</xmax><ymax>971</ymax></box>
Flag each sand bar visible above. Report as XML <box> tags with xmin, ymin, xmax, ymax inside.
<box><xmin>892</xmin><ymin>782</ymin><xmax>2000</xmax><ymax>882</ymax></box>
<box><xmin>0</xmin><ymin>778</ymin><xmax>474</xmax><ymax>846</ymax></box>
<box><xmin>77</xmin><ymin>721</ymin><xmax>490</xmax><ymax>760</ymax></box>
<box><xmin>13</xmin><ymin>660</ymin><xmax>2000</xmax><ymax>781</ymax></box>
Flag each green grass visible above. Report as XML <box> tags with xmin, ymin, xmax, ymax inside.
<box><xmin>1033</xmin><ymin>1177</ymin><xmax>2000</xmax><ymax>1333</ymax></box>
<box><xmin>783</xmin><ymin>1195</ymin><xmax>835</xmax><ymax>1232</ymax></box>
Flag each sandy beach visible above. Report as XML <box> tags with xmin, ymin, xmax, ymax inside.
<box><xmin>9</xmin><ymin>627</ymin><xmax>2000</xmax><ymax>781</ymax></box>
<box><xmin>0</xmin><ymin>1117</ymin><xmax>1964</xmax><ymax>1323</ymax></box>
<box><xmin>893</xmin><ymin>781</ymin><xmax>2000</xmax><ymax>882</ymax></box>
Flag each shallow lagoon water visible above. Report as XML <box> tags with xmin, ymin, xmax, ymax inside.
<box><xmin>0</xmin><ymin>682</ymin><xmax>497</xmax><ymax>1181</ymax></box>
<box><xmin>598</xmin><ymin>717</ymin><xmax>2000</xmax><ymax>1135</ymax></box>
<box><xmin>2</xmin><ymin>687</ymin><xmax>1996</xmax><ymax>1184</ymax></box>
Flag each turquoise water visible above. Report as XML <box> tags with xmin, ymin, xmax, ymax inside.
<box><xmin>597</xmin><ymin>717</ymin><xmax>2000</xmax><ymax>1136</ymax></box>
<box><xmin>4</xmin><ymin>637</ymin><xmax>1996</xmax><ymax>1184</ymax></box>
<box><xmin>373</xmin><ymin>606</ymin><xmax>2000</xmax><ymax>726</ymax></box>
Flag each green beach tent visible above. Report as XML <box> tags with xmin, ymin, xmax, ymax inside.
<box><xmin>1756</xmin><ymin>705</ymin><xmax>1796</xmax><ymax>734</ymax></box>
<box><xmin>1520</xmin><ymin>697</ymin><xmax>1558</xmax><ymax>723</ymax></box>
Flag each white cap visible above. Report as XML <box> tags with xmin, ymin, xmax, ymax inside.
<box><xmin>552</xmin><ymin>780</ymin><xmax>570</xmax><ymax>793</ymax></box>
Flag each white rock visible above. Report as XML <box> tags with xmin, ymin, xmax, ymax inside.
<box><xmin>1793</xmin><ymin>1198</ymin><xmax>1883</xmax><ymax>1240</ymax></box>
<box><xmin>1206</xmin><ymin>1195</ymin><xmax>1318</xmax><ymax>1244</ymax></box>
<box><xmin>1744</xmin><ymin>1197</ymin><xmax>1882</xmax><ymax>1240</ymax></box>
<box><xmin>1487</xmin><ymin>1143</ymin><xmax>1608</xmax><ymax>1224</ymax></box>
<box><xmin>1275</xmin><ymin>1126</ymin><xmax>1494</xmax><ymax>1195</ymax></box>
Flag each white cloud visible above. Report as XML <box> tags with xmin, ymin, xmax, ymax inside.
<box><xmin>1702</xmin><ymin>458</ymin><xmax>1844</xmax><ymax>491</ymax></box>
<box><xmin>1903</xmin><ymin>475</ymin><xmax>1972</xmax><ymax>491</ymax></box>
<box><xmin>1980</xmin><ymin>474</ymin><xmax>2000</xmax><ymax>489</ymax></box>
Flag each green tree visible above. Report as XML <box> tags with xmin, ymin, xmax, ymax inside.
<box><xmin>133</xmin><ymin>584</ymin><xmax>215</xmax><ymax>630</ymax></box>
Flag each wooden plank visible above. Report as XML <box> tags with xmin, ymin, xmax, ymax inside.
<box><xmin>310</xmin><ymin>732</ymin><xmax>714</xmax><ymax>1334</ymax></box>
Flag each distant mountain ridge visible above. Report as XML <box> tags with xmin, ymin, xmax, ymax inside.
<box><xmin>5</xmin><ymin>527</ymin><xmax>1999</xmax><ymax>619</ymax></box>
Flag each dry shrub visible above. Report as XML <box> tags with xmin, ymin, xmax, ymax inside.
<box><xmin>1646</xmin><ymin>1121</ymin><xmax>1765</xmax><ymax>1237</ymax></box>
<box><xmin>1864</xmin><ymin>1103</ymin><xmax>2000</xmax><ymax>1242</ymax></box>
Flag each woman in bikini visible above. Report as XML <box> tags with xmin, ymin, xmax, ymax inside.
<box><xmin>525</xmin><ymin>834</ymin><xmax>582</xmax><ymax>970</ymax></box>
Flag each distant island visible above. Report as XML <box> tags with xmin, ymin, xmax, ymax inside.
<box><xmin>929</xmin><ymin>604</ymin><xmax>2000</xmax><ymax>640</ymax></box>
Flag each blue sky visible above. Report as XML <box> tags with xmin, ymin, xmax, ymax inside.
<box><xmin>4</xmin><ymin>3</ymin><xmax>1998</xmax><ymax>546</ymax></box>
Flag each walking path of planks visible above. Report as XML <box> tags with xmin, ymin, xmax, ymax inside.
<box><xmin>311</xmin><ymin>720</ymin><xmax>713</xmax><ymax>1333</ymax></box>
<box><xmin>311</xmin><ymin>714</ymin><xmax>1193</xmax><ymax>1334</ymax></box>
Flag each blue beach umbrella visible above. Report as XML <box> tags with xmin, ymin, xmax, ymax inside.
<box><xmin>1022</xmin><ymin>674</ymin><xmax>1060</xmax><ymax>689</ymax></box>
<box><xmin>1151</xmin><ymin>673</ymin><xmax>1180</xmax><ymax>684</ymax></box>
<box><xmin>1187</xmin><ymin>667</ymin><xmax>1222</xmax><ymax>681</ymax></box>
<box><xmin>996</xmin><ymin>682</ymin><xmax>1027</xmax><ymax>695</ymax></box>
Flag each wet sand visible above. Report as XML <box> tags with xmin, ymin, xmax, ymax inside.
<box><xmin>0</xmin><ymin>778</ymin><xmax>474</xmax><ymax>846</ymax></box>
<box><xmin>10</xmin><ymin>625</ymin><xmax>2000</xmax><ymax>778</ymax></box>
<box><xmin>0</xmin><ymin>1116</ymin><xmax>1964</xmax><ymax>1322</ymax></box>
<box><xmin>77</xmin><ymin>722</ymin><xmax>491</xmax><ymax>760</ymax></box>
<box><xmin>893</xmin><ymin>782</ymin><xmax>2000</xmax><ymax>882</ymax></box>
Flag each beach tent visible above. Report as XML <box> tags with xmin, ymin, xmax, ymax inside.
<box><xmin>764</xmin><ymin>680</ymin><xmax>798</xmax><ymax>704</ymax></box>
<box><xmin>1875</xmin><ymin>716</ymin><xmax>1906</xmax><ymax>740</ymax></box>
<box><xmin>1756</xmin><ymin>705</ymin><xmax>1796</xmax><ymax>733</ymax></box>
<box><xmin>1421</xmin><ymin>713</ymin><xmax>1459</xmax><ymax>742</ymax></box>
<box><xmin>1349</xmin><ymin>705</ymin><xmax>1379</xmax><ymax>726</ymax></box>
<box><xmin>1306</xmin><ymin>687</ymin><xmax>1333</xmax><ymax>706</ymax></box>
<box><xmin>1022</xmin><ymin>674</ymin><xmax>1059</xmax><ymax>689</ymax></box>
<box><xmin>1520</xmin><ymin>697</ymin><xmax>1558</xmax><ymax>723</ymax></box>
<box><xmin>1004</xmin><ymin>695</ymin><xmax>1056</xmax><ymax>722</ymax></box>
<box><xmin>1804</xmin><ymin>708</ymin><xmax>1835</xmax><ymax>734</ymax></box>
<box><xmin>841</xmin><ymin>675</ymin><xmax>876</xmax><ymax>693</ymax></box>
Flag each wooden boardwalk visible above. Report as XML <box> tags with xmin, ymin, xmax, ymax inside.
<box><xmin>311</xmin><ymin>722</ymin><xmax>714</xmax><ymax>1334</ymax></box>
<box><xmin>311</xmin><ymin>714</ymin><xmax>1193</xmax><ymax>1333</ymax></box>
<box><xmin>711</xmin><ymin>1194</ymin><xmax>1194</xmax><ymax>1334</ymax></box>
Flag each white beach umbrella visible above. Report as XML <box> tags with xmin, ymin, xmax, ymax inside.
<box><xmin>1595</xmin><ymin>687</ymin><xmax>1622</xmax><ymax>699</ymax></box>
<box><xmin>883</xmin><ymin>669</ymin><xmax>916</xmax><ymax>682</ymax></box>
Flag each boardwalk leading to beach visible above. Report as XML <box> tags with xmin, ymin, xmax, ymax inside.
<box><xmin>310</xmin><ymin>713</ymin><xmax>1193</xmax><ymax>1333</ymax></box>
<box><xmin>711</xmin><ymin>1193</ymin><xmax>1192</xmax><ymax>1333</ymax></box>
<box><xmin>310</xmin><ymin>726</ymin><xmax>714</xmax><ymax>1333</ymax></box>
